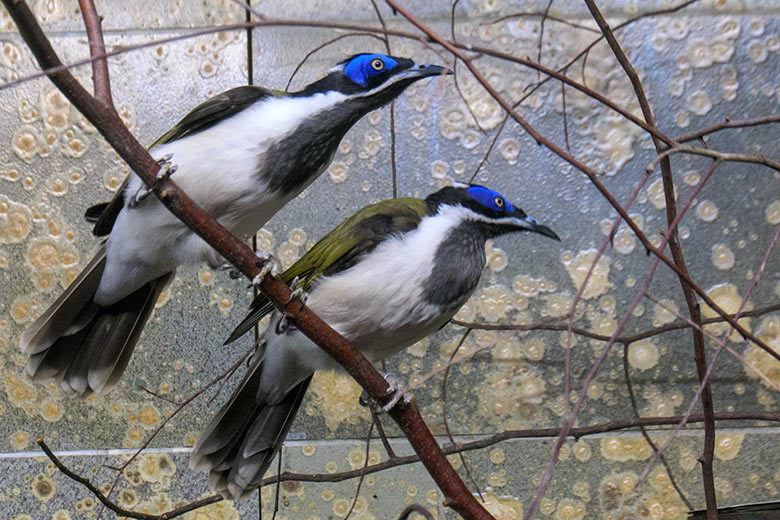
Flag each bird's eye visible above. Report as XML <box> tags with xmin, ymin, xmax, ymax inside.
<box><xmin>370</xmin><ymin>58</ymin><xmax>385</xmax><ymax>71</ymax></box>
<box><xmin>494</xmin><ymin>196</ymin><xmax>505</xmax><ymax>209</ymax></box>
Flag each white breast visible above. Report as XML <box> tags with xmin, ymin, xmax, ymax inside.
<box><xmin>98</xmin><ymin>92</ymin><xmax>348</xmax><ymax>304</ymax></box>
<box><xmin>292</xmin><ymin>205</ymin><xmax>477</xmax><ymax>370</ymax></box>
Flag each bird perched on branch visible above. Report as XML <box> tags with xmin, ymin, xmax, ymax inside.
<box><xmin>190</xmin><ymin>183</ymin><xmax>560</xmax><ymax>499</ymax></box>
<box><xmin>20</xmin><ymin>53</ymin><xmax>451</xmax><ymax>396</ymax></box>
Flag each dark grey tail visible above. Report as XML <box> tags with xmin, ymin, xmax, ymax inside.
<box><xmin>20</xmin><ymin>244</ymin><xmax>172</xmax><ymax>396</ymax></box>
<box><xmin>190</xmin><ymin>355</ymin><xmax>311</xmax><ymax>500</ymax></box>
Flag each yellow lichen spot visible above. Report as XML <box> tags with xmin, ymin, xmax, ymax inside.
<box><xmin>478</xmin><ymin>284</ymin><xmax>513</xmax><ymax>322</ymax></box>
<box><xmin>711</xmin><ymin>243</ymin><xmax>735</xmax><ymax>270</ymax></box>
<box><xmin>652</xmin><ymin>299</ymin><xmax>679</xmax><ymax>327</ymax></box>
<box><xmin>328</xmin><ymin>161</ymin><xmax>348</xmax><ymax>183</ymax></box>
<box><xmin>522</xmin><ymin>338</ymin><xmax>545</xmax><ymax>362</ymax></box>
<box><xmin>479</xmin><ymin>489</ymin><xmax>523</xmax><ymax>519</ymax></box>
<box><xmin>31</xmin><ymin>474</ymin><xmax>55</xmax><ymax>502</ymax></box>
<box><xmin>714</xmin><ymin>433</ymin><xmax>744</xmax><ymax>461</ymax></box>
<box><xmin>52</xmin><ymin>510</ymin><xmax>72</xmax><ymax>520</ymax></box>
<box><xmin>599</xmin><ymin>471</ymin><xmax>638</xmax><ymax>513</ymax></box>
<box><xmin>490</xmin><ymin>448</ymin><xmax>506</xmax><ymax>464</ymax></box>
<box><xmin>301</xmin><ymin>444</ymin><xmax>315</xmax><ymax>456</ymax></box>
<box><xmin>555</xmin><ymin>498</ymin><xmax>585</xmax><ymax>520</ymax></box>
<box><xmin>137</xmin><ymin>454</ymin><xmax>175</xmax><ymax>483</ymax></box>
<box><xmin>347</xmin><ymin>446</ymin><xmax>367</xmax><ymax>470</ymax></box>
<box><xmin>543</xmin><ymin>293</ymin><xmax>573</xmax><ymax>318</ymax></box>
<box><xmin>407</xmin><ymin>337</ymin><xmax>429</xmax><ymax>358</ymax></box>
<box><xmin>182</xmin><ymin>500</ymin><xmax>239</xmax><ymax>520</ymax></box>
<box><xmin>27</xmin><ymin>239</ymin><xmax>60</xmax><ymax>272</ymax></box>
<box><xmin>10</xmin><ymin>431</ymin><xmax>29</xmax><ymax>450</ymax></box>
<box><xmin>137</xmin><ymin>406</ymin><xmax>160</xmax><ymax>427</ymax></box>
<box><xmin>696</xmin><ymin>200</ymin><xmax>719</xmax><ymax>222</ymax></box>
<box><xmin>701</xmin><ymin>283</ymin><xmax>752</xmax><ymax>341</ymax></box>
<box><xmin>308</xmin><ymin>371</ymin><xmax>369</xmax><ymax>429</ymax></box>
<box><xmin>627</xmin><ymin>340</ymin><xmax>660</xmax><ymax>371</ymax></box>
<box><xmin>332</xmin><ymin>498</ymin><xmax>350</xmax><ymax>516</ymax></box>
<box><xmin>119</xmin><ymin>488</ymin><xmax>138</xmax><ymax>507</ymax></box>
<box><xmin>0</xmin><ymin>198</ymin><xmax>33</xmax><ymax>244</ymax></box>
<box><xmin>41</xmin><ymin>399</ymin><xmax>63</xmax><ymax>422</ymax></box>
<box><xmin>612</xmin><ymin>227</ymin><xmax>636</xmax><ymax>255</ymax></box>
<box><xmin>287</xmin><ymin>228</ymin><xmax>307</xmax><ymax>247</ymax></box>
<box><xmin>600</xmin><ymin>437</ymin><xmax>651</xmax><ymax>462</ymax></box>
<box><xmin>562</xmin><ymin>249</ymin><xmax>613</xmax><ymax>299</ymax></box>
<box><xmin>198</xmin><ymin>270</ymin><xmax>213</xmax><ymax>286</ymax></box>
<box><xmin>647</xmin><ymin>178</ymin><xmax>669</xmax><ymax>210</ymax></box>
<box><xmin>766</xmin><ymin>200</ymin><xmax>780</xmax><ymax>224</ymax></box>
<box><xmin>744</xmin><ymin>314</ymin><xmax>780</xmax><ymax>388</ymax></box>
<box><xmin>574</xmin><ymin>440</ymin><xmax>592</xmax><ymax>462</ymax></box>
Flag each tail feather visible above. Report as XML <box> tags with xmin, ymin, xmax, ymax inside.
<box><xmin>20</xmin><ymin>246</ymin><xmax>107</xmax><ymax>355</ymax></box>
<box><xmin>21</xmin><ymin>246</ymin><xmax>172</xmax><ymax>396</ymax></box>
<box><xmin>190</xmin><ymin>357</ymin><xmax>312</xmax><ymax>500</ymax></box>
<box><xmin>88</xmin><ymin>272</ymin><xmax>173</xmax><ymax>393</ymax></box>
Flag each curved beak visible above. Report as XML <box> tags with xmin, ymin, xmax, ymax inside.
<box><xmin>512</xmin><ymin>211</ymin><xmax>560</xmax><ymax>241</ymax></box>
<box><xmin>401</xmin><ymin>63</ymin><xmax>453</xmax><ymax>80</ymax></box>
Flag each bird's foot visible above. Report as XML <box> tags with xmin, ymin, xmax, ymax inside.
<box><xmin>284</xmin><ymin>276</ymin><xmax>309</xmax><ymax>312</ymax></box>
<box><xmin>130</xmin><ymin>154</ymin><xmax>178</xmax><ymax>207</ymax></box>
<box><xmin>252</xmin><ymin>253</ymin><xmax>278</xmax><ymax>286</ymax></box>
<box><xmin>218</xmin><ymin>263</ymin><xmax>243</xmax><ymax>280</ymax></box>
<box><xmin>382</xmin><ymin>373</ymin><xmax>412</xmax><ymax>412</ymax></box>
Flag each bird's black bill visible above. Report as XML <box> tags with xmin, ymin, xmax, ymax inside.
<box><xmin>530</xmin><ymin>223</ymin><xmax>560</xmax><ymax>241</ymax></box>
<box><xmin>404</xmin><ymin>63</ymin><xmax>453</xmax><ymax>80</ymax></box>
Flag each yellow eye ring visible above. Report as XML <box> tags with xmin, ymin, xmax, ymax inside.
<box><xmin>370</xmin><ymin>58</ymin><xmax>385</xmax><ymax>71</ymax></box>
<box><xmin>494</xmin><ymin>196</ymin><xmax>505</xmax><ymax>208</ymax></box>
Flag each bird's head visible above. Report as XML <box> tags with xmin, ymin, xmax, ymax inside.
<box><xmin>295</xmin><ymin>53</ymin><xmax>452</xmax><ymax>107</ymax></box>
<box><xmin>426</xmin><ymin>184</ymin><xmax>561</xmax><ymax>241</ymax></box>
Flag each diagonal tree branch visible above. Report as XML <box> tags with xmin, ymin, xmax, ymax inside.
<box><xmin>2</xmin><ymin>1</ymin><xmax>491</xmax><ymax>518</ymax></box>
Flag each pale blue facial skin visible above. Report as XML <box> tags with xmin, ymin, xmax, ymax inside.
<box><xmin>467</xmin><ymin>185</ymin><xmax>516</xmax><ymax>213</ymax></box>
<box><xmin>343</xmin><ymin>54</ymin><xmax>399</xmax><ymax>86</ymax></box>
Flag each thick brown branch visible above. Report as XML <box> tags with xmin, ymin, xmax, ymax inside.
<box><xmin>3</xmin><ymin>1</ymin><xmax>487</xmax><ymax>518</ymax></box>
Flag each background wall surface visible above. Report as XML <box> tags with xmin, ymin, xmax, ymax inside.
<box><xmin>0</xmin><ymin>0</ymin><xmax>779</xmax><ymax>518</ymax></box>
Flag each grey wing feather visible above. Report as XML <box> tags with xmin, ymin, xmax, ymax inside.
<box><xmin>190</xmin><ymin>356</ymin><xmax>311</xmax><ymax>499</ymax></box>
<box><xmin>20</xmin><ymin>243</ymin><xmax>107</xmax><ymax>355</ymax></box>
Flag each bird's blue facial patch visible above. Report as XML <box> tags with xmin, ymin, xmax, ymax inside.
<box><xmin>467</xmin><ymin>186</ymin><xmax>515</xmax><ymax>213</ymax></box>
<box><xmin>343</xmin><ymin>54</ymin><xmax>399</xmax><ymax>86</ymax></box>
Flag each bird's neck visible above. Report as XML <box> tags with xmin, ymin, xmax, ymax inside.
<box><xmin>258</xmin><ymin>94</ymin><xmax>375</xmax><ymax>196</ymax></box>
<box><xmin>422</xmin><ymin>218</ymin><xmax>488</xmax><ymax>311</ymax></box>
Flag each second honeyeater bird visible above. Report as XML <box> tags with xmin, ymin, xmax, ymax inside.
<box><xmin>190</xmin><ymin>183</ymin><xmax>560</xmax><ymax>499</ymax></box>
<box><xmin>20</xmin><ymin>53</ymin><xmax>451</xmax><ymax>396</ymax></box>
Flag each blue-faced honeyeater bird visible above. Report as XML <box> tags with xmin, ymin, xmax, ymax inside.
<box><xmin>20</xmin><ymin>53</ymin><xmax>451</xmax><ymax>396</ymax></box>
<box><xmin>190</xmin><ymin>183</ymin><xmax>560</xmax><ymax>499</ymax></box>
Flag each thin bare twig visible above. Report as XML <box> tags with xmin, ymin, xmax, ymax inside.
<box><xmin>77</xmin><ymin>0</ymin><xmax>112</xmax><ymax>106</ymax></box>
<box><xmin>37</xmin><ymin>438</ymin><xmax>222</xmax><ymax>520</ymax></box>
<box><xmin>623</xmin><ymin>344</ymin><xmax>694</xmax><ymax>510</ymax></box>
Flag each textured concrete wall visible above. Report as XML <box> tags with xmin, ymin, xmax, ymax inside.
<box><xmin>1</xmin><ymin>1</ymin><xmax>779</xmax><ymax>519</ymax></box>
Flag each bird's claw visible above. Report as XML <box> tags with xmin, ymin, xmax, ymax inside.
<box><xmin>130</xmin><ymin>154</ymin><xmax>178</xmax><ymax>207</ymax></box>
<box><xmin>252</xmin><ymin>254</ymin><xmax>277</xmax><ymax>286</ymax></box>
<box><xmin>382</xmin><ymin>373</ymin><xmax>412</xmax><ymax>412</ymax></box>
<box><xmin>284</xmin><ymin>277</ymin><xmax>309</xmax><ymax>312</ymax></box>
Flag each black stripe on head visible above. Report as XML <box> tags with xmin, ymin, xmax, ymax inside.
<box><xmin>424</xmin><ymin>184</ymin><xmax>527</xmax><ymax>221</ymax></box>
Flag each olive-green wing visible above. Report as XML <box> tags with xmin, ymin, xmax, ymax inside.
<box><xmin>85</xmin><ymin>86</ymin><xmax>280</xmax><ymax>236</ymax></box>
<box><xmin>225</xmin><ymin>198</ymin><xmax>431</xmax><ymax>344</ymax></box>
